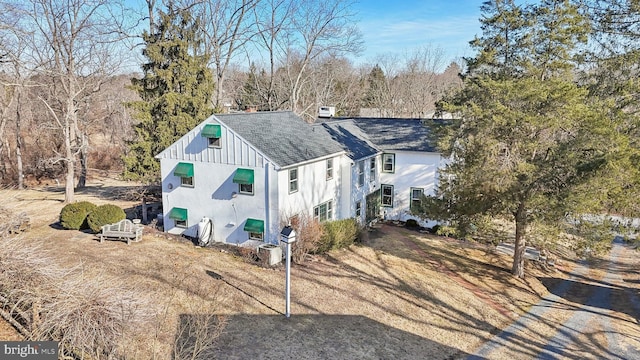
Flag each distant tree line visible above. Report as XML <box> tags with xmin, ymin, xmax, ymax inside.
<box><xmin>0</xmin><ymin>0</ymin><xmax>461</xmax><ymax>199</ymax></box>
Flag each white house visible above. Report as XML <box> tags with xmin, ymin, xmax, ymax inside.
<box><xmin>320</xmin><ymin>118</ymin><xmax>444</xmax><ymax>227</ymax></box>
<box><xmin>157</xmin><ymin>111</ymin><xmax>444</xmax><ymax>246</ymax></box>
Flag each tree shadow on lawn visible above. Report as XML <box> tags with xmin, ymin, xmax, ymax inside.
<box><xmin>174</xmin><ymin>313</ymin><xmax>470</xmax><ymax>360</ymax></box>
<box><xmin>540</xmin><ymin>277</ymin><xmax>640</xmax><ymax>324</ymax></box>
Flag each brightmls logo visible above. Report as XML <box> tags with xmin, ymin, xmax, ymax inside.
<box><xmin>1</xmin><ymin>342</ymin><xmax>58</xmax><ymax>359</ymax></box>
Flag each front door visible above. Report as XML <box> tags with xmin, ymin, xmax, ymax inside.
<box><xmin>365</xmin><ymin>189</ymin><xmax>380</xmax><ymax>223</ymax></box>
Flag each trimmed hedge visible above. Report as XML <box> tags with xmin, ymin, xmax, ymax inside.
<box><xmin>316</xmin><ymin>218</ymin><xmax>360</xmax><ymax>253</ymax></box>
<box><xmin>87</xmin><ymin>204</ymin><xmax>126</xmax><ymax>233</ymax></box>
<box><xmin>59</xmin><ymin>201</ymin><xmax>97</xmax><ymax>230</ymax></box>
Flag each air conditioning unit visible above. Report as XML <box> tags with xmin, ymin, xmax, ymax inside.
<box><xmin>258</xmin><ymin>244</ymin><xmax>283</xmax><ymax>265</ymax></box>
<box><xmin>318</xmin><ymin>106</ymin><xmax>336</xmax><ymax>118</ymax></box>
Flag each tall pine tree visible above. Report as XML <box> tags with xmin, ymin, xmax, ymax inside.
<box><xmin>426</xmin><ymin>0</ymin><xmax>616</xmax><ymax>277</ymax></box>
<box><xmin>124</xmin><ymin>3</ymin><xmax>214</xmax><ymax>181</ymax></box>
<box><xmin>579</xmin><ymin>0</ymin><xmax>640</xmax><ymax>216</ymax></box>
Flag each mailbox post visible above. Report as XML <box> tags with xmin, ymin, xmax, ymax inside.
<box><xmin>280</xmin><ymin>226</ymin><xmax>296</xmax><ymax>318</ymax></box>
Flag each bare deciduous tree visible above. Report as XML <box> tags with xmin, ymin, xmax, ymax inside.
<box><xmin>195</xmin><ymin>0</ymin><xmax>260</xmax><ymax>111</ymax></box>
<box><xmin>1</xmin><ymin>0</ymin><xmax>130</xmax><ymax>202</ymax></box>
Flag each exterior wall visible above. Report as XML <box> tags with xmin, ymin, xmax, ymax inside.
<box><xmin>277</xmin><ymin>154</ymin><xmax>347</xmax><ymax>222</ymax></box>
<box><xmin>158</xmin><ymin>118</ymin><xmax>281</xmax><ymax>244</ymax></box>
<box><xmin>350</xmin><ymin>154</ymin><xmax>380</xmax><ymax>224</ymax></box>
<box><xmin>379</xmin><ymin>151</ymin><xmax>442</xmax><ymax>227</ymax></box>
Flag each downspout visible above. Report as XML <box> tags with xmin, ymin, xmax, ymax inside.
<box><xmin>264</xmin><ymin>163</ymin><xmax>271</xmax><ymax>243</ymax></box>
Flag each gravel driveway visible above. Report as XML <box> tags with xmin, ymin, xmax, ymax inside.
<box><xmin>469</xmin><ymin>236</ymin><xmax>640</xmax><ymax>360</ymax></box>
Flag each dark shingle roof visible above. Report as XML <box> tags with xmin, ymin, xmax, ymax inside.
<box><xmin>216</xmin><ymin>111</ymin><xmax>344</xmax><ymax>167</ymax></box>
<box><xmin>349</xmin><ymin>118</ymin><xmax>438</xmax><ymax>152</ymax></box>
<box><xmin>320</xmin><ymin>117</ymin><xmax>439</xmax><ymax>159</ymax></box>
<box><xmin>319</xmin><ymin>120</ymin><xmax>378</xmax><ymax>160</ymax></box>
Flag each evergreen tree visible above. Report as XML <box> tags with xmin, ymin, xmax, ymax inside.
<box><xmin>124</xmin><ymin>3</ymin><xmax>214</xmax><ymax>181</ymax></box>
<box><xmin>579</xmin><ymin>0</ymin><xmax>640</xmax><ymax>216</ymax></box>
<box><xmin>426</xmin><ymin>0</ymin><xmax>615</xmax><ymax>277</ymax></box>
<box><xmin>362</xmin><ymin>64</ymin><xmax>387</xmax><ymax>108</ymax></box>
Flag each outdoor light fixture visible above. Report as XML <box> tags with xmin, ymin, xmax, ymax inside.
<box><xmin>280</xmin><ymin>225</ymin><xmax>296</xmax><ymax>318</ymax></box>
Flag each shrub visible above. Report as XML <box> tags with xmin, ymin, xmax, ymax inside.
<box><xmin>280</xmin><ymin>213</ymin><xmax>324</xmax><ymax>264</ymax></box>
<box><xmin>87</xmin><ymin>204</ymin><xmax>126</xmax><ymax>233</ymax></box>
<box><xmin>405</xmin><ymin>219</ymin><xmax>419</xmax><ymax>228</ymax></box>
<box><xmin>317</xmin><ymin>218</ymin><xmax>360</xmax><ymax>253</ymax></box>
<box><xmin>59</xmin><ymin>201</ymin><xmax>97</xmax><ymax>230</ymax></box>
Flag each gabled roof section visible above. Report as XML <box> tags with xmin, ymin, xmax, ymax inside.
<box><xmin>319</xmin><ymin>120</ymin><xmax>379</xmax><ymax>160</ymax></box>
<box><xmin>322</xmin><ymin>118</ymin><xmax>439</xmax><ymax>155</ymax></box>
<box><xmin>349</xmin><ymin>118</ymin><xmax>438</xmax><ymax>152</ymax></box>
<box><xmin>216</xmin><ymin>111</ymin><xmax>345</xmax><ymax>167</ymax></box>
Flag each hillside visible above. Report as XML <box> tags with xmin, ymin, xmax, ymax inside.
<box><xmin>0</xmin><ymin>176</ymin><xmax>569</xmax><ymax>359</ymax></box>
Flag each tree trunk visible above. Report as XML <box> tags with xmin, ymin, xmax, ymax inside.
<box><xmin>15</xmin><ymin>142</ymin><xmax>23</xmax><ymax>190</ymax></box>
<box><xmin>77</xmin><ymin>133</ymin><xmax>88</xmax><ymax>189</ymax></box>
<box><xmin>65</xmin><ymin>158</ymin><xmax>75</xmax><ymax>203</ymax></box>
<box><xmin>512</xmin><ymin>201</ymin><xmax>527</xmax><ymax>278</ymax></box>
<box><xmin>15</xmin><ymin>91</ymin><xmax>24</xmax><ymax>190</ymax></box>
<box><xmin>142</xmin><ymin>197</ymin><xmax>148</xmax><ymax>224</ymax></box>
<box><xmin>64</xmin><ymin>116</ymin><xmax>75</xmax><ymax>203</ymax></box>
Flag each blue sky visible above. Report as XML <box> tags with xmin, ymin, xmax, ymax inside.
<box><xmin>352</xmin><ymin>0</ymin><xmax>483</xmax><ymax>66</ymax></box>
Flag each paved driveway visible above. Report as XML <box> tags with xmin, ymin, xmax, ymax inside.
<box><xmin>469</xmin><ymin>237</ymin><xmax>640</xmax><ymax>360</ymax></box>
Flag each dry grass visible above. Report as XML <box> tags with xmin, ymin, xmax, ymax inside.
<box><xmin>3</xmin><ymin>174</ymin><xmax>633</xmax><ymax>359</ymax></box>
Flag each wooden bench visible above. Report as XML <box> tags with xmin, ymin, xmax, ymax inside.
<box><xmin>99</xmin><ymin>219</ymin><xmax>143</xmax><ymax>245</ymax></box>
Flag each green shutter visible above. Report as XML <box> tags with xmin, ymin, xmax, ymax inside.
<box><xmin>174</xmin><ymin>162</ymin><xmax>194</xmax><ymax>177</ymax></box>
<box><xmin>233</xmin><ymin>168</ymin><xmax>254</xmax><ymax>184</ymax></box>
<box><xmin>244</xmin><ymin>218</ymin><xmax>264</xmax><ymax>233</ymax></box>
<box><xmin>201</xmin><ymin>124</ymin><xmax>221</xmax><ymax>138</ymax></box>
<box><xmin>169</xmin><ymin>207</ymin><xmax>188</xmax><ymax>221</ymax></box>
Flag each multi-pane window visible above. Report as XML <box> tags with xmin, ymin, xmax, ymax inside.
<box><xmin>382</xmin><ymin>153</ymin><xmax>395</xmax><ymax>173</ymax></box>
<box><xmin>174</xmin><ymin>162</ymin><xmax>194</xmax><ymax>188</ymax></box>
<box><xmin>169</xmin><ymin>208</ymin><xmax>188</xmax><ymax>228</ymax></box>
<box><xmin>370</xmin><ymin>157</ymin><xmax>376</xmax><ymax>182</ymax></box>
<box><xmin>201</xmin><ymin>124</ymin><xmax>222</xmax><ymax>148</ymax></box>
<box><xmin>289</xmin><ymin>168</ymin><xmax>298</xmax><ymax>193</ymax></box>
<box><xmin>326</xmin><ymin>158</ymin><xmax>333</xmax><ymax>180</ymax></box>
<box><xmin>355</xmin><ymin>201</ymin><xmax>362</xmax><ymax>217</ymax></box>
<box><xmin>410</xmin><ymin>187</ymin><xmax>424</xmax><ymax>210</ymax></box>
<box><xmin>208</xmin><ymin>137</ymin><xmax>221</xmax><ymax>148</ymax></box>
<box><xmin>357</xmin><ymin>160</ymin><xmax>364</xmax><ymax>187</ymax></box>
<box><xmin>244</xmin><ymin>218</ymin><xmax>264</xmax><ymax>241</ymax></box>
<box><xmin>234</xmin><ymin>168</ymin><xmax>254</xmax><ymax>195</ymax></box>
<box><xmin>381</xmin><ymin>184</ymin><xmax>394</xmax><ymax>207</ymax></box>
<box><xmin>314</xmin><ymin>201</ymin><xmax>333</xmax><ymax>222</ymax></box>
<box><xmin>240</xmin><ymin>183</ymin><xmax>253</xmax><ymax>195</ymax></box>
<box><xmin>181</xmin><ymin>176</ymin><xmax>193</xmax><ymax>187</ymax></box>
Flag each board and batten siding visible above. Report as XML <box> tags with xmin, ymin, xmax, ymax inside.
<box><xmin>158</xmin><ymin>120</ymin><xmax>267</xmax><ymax>167</ymax></box>
<box><xmin>158</xmin><ymin>119</ymin><xmax>281</xmax><ymax>244</ymax></box>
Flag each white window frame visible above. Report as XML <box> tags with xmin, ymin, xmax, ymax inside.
<box><xmin>355</xmin><ymin>201</ymin><xmax>362</xmax><ymax>217</ymax></box>
<box><xmin>370</xmin><ymin>157</ymin><xmax>376</xmax><ymax>182</ymax></box>
<box><xmin>381</xmin><ymin>184</ymin><xmax>394</xmax><ymax>207</ymax></box>
<box><xmin>382</xmin><ymin>153</ymin><xmax>395</xmax><ymax>173</ymax></box>
<box><xmin>313</xmin><ymin>200</ymin><xmax>333</xmax><ymax>222</ymax></box>
<box><xmin>410</xmin><ymin>187</ymin><xmax>424</xmax><ymax>210</ymax></box>
<box><xmin>357</xmin><ymin>160</ymin><xmax>365</xmax><ymax>187</ymax></box>
<box><xmin>289</xmin><ymin>168</ymin><xmax>298</xmax><ymax>194</ymax></box>
<box><xmin>326</xmin><ymin>158</ymin><xmax>333</xmax><ymax>180</ymax></box>
<box><xmin>207</xmin><ymin>136</ymin><xmax>221</xmax><ymax>148</ymax></box>
<box><xmin>180</xmin><ymin>176</ymin><xmax>194</xmax><ymax>188</ymax></box>
<box><xmin>249</xmin><ymin>231</ymin><xmax>263</xmax><ymax>240</ymax></box>
<box><xmin>239</xmin><ymin>183</ymin><xmax>254</xmax><ymax>195</ymax></box>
